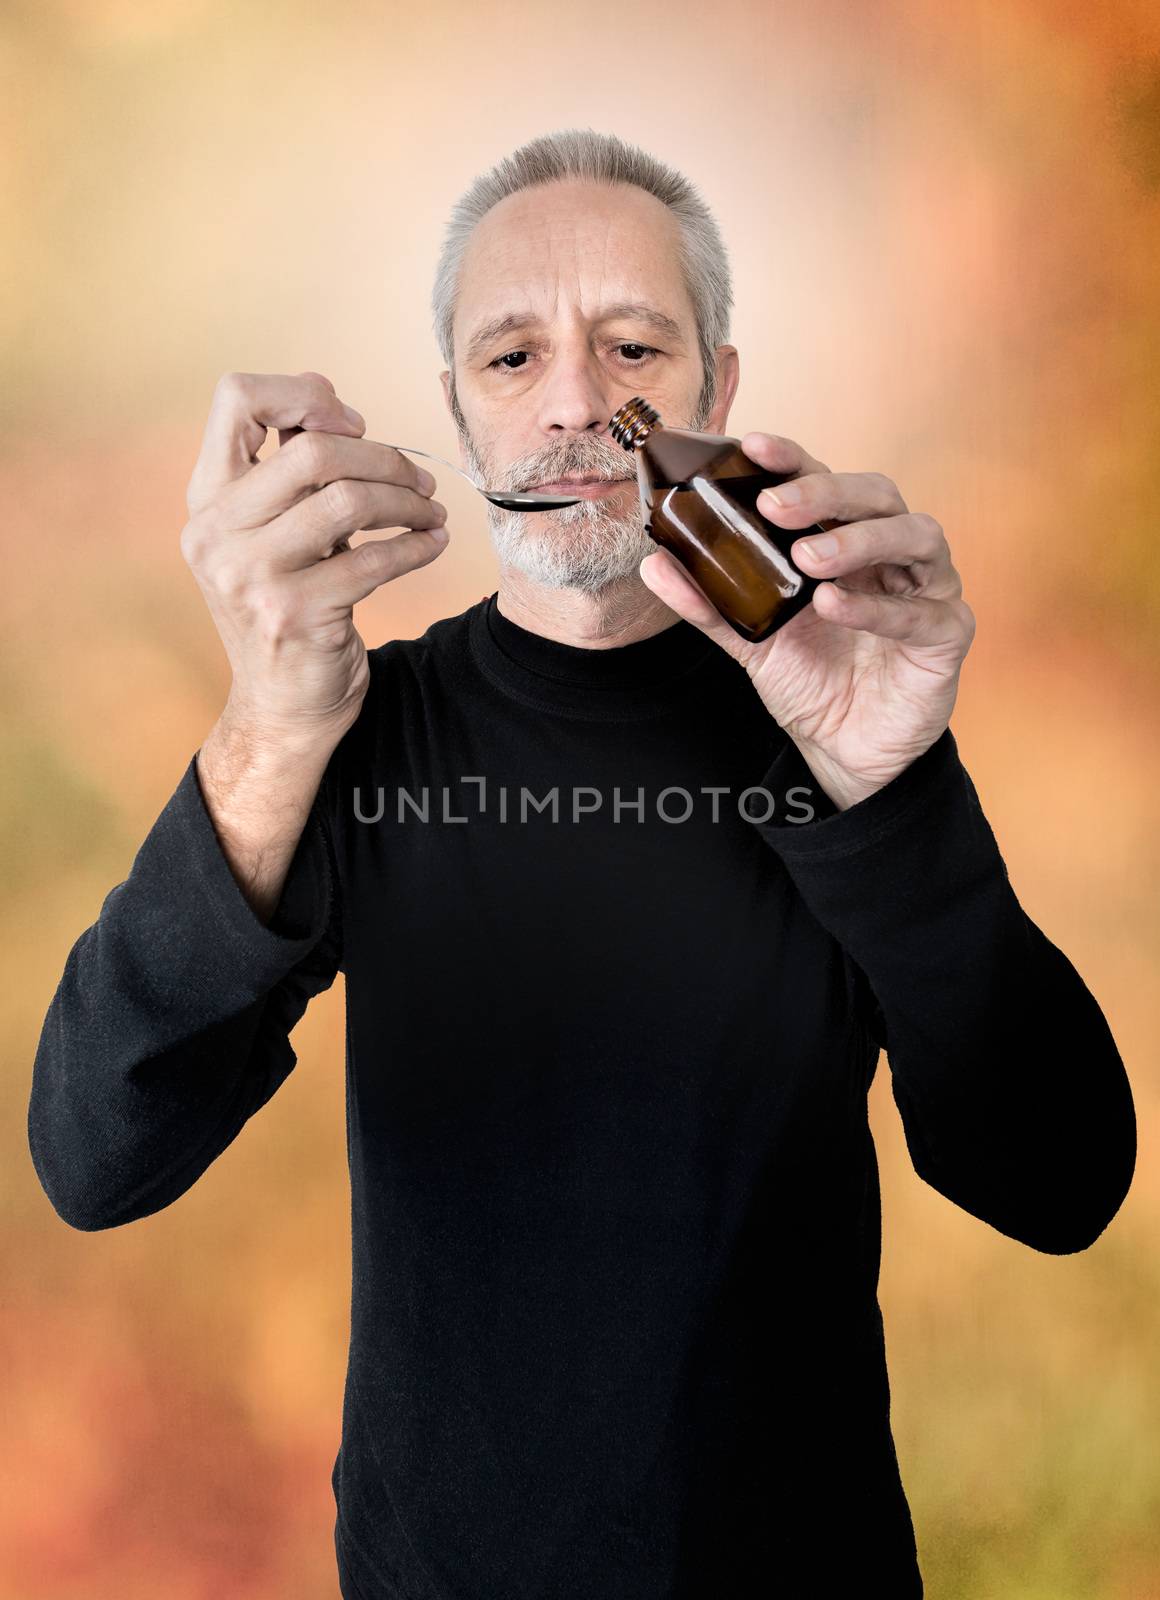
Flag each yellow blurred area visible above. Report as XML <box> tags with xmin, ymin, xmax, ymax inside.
<box><xmin>3</xmin><ymin>0</ymin><xmax>1158</xmax><ymax>1595</ymax></box>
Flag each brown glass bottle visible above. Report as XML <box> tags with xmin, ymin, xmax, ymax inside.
<box><xmin>608</xmin><ymin>397</ymin><xmax>830</xmax><ymax>643</ymax></box>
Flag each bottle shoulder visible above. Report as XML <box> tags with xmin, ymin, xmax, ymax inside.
<box><xmin>636</xmin><ymin>432</ymin><xmax>745</xmax><ymax>486</ymax></box>
<box><xmin>639</xmin><ymin>428</ymin><xmax>748</xmax><ymax>486</ymax></box>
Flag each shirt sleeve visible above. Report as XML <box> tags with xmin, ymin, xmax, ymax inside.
<box><xmin>27</xmin><ymin>751</ymin><xmax>343</xmax><ymax>1232</ymax></box>
<box><xmin>748</xmin><ymin>726</ymin><xmax>1137</xmax><ymax>1256</ymax></box>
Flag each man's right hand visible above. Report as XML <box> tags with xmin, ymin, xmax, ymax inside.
<box><xmin>182</xmin><ymin>370</ymin><xmax>450</xmax><ymax>751</ymax></box>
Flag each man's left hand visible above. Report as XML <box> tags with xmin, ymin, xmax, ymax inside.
<box><xmin>638</xmin><ymin>430</ymin><xmax>976</xmax><ymax>812</ymax></box>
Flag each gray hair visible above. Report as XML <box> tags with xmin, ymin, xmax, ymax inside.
<box><xmin>431</xmin><ymin>127</ymin><xmax>733</xmax><ymax>424</ymax></box>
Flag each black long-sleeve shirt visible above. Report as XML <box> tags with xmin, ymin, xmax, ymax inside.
<box><xmin>28</xmin><ymin>592</ymin><xmax>1136</xmax><ymax>1599</ymax></box>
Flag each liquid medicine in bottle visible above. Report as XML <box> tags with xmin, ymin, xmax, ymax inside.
<box><xmin>608</xmin><ymin>397</ymin><xmax>833</xmax><ymax>643</ymax></box>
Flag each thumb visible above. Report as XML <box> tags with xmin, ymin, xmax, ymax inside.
<box><xmin>278</xmin><ymin>373</ymin><xmax>365</xmax><ymax>448</ymax></box>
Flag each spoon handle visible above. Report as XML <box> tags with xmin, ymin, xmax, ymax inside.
<box><xmin>385</xmin><ymin>444</ymin><xmax>478</xmax><ymax>493</ymax></box>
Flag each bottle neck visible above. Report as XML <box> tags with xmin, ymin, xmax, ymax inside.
<box><xmin>608</xmin><ymin>396</ymin><xmax>663</xmax><ymax>454</ymax></box>
<box><xmin>633</xmin><ymin>418</ymin><xmax>664</xmax><ymax>450</ymax></box>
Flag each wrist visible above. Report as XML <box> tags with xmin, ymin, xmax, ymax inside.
<box><xmin>787</xmin><ymin>739</ymin><xmax>885</xmax><ymax>813</ymax></box>
<box><xmin>215</xmin><ymin>694</ymin><xmax>355</xmax><ymax>769</ymax></box>
<box><xmin>197</xmin><ymin>714</ymin><xmax>335</xmax><ymax>821</ymax></box>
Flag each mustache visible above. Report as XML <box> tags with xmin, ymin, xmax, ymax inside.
<box><xmin>509</xmin><ymin>450</ymin><xmax>633</xmax><ymax>491</ymax></box>
<box><xmin>458</xmin><ymin>429</ymin><xmax>635</xmax><ymax>493</ymax></box>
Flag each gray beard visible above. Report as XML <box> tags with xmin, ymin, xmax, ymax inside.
<box><xmin>483</xmin><ymin>487</ymin><xmax>659</xmax><ymax>595</ymax></box>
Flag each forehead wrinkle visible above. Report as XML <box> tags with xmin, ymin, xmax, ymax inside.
<box><xmin>457</xmin><ymin>195</ymin><xmax>692</xmax><ymax>362</ymax></box>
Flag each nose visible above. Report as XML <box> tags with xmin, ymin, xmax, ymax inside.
<box><xmin>533</xmin><ymin>339</ymin><xmax>616</xmax><ymax>439</ymax></box>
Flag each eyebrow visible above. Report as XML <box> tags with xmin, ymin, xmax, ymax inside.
<box><xmin>463</xmin><ymin>302</ymin><xmax>688</xmax><ymax>365</ymax></box>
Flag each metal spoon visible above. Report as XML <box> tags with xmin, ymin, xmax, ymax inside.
<box><xmin>385</xmin><ymin>444</ymin><xmax>586</xmax><ymax>512</ymax></box>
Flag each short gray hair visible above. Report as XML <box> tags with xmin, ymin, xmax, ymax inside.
<box><xmin>431</xmin><ymin>127</ymin><xmax>733</xmax><ymax>422</ymax></box>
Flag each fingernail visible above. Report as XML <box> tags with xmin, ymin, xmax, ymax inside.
<box><xmin>417</xmin><ymin>468</ymin><xmax>437</xmax><ymax>493</ymax></box>
<box><xmin>798</xmin><ymin>533</ymin><xmax>839</xmax><ymax>560</ymax></box>
<box><xmin>429</xmin><ymin>524</ymin><xmax>450</xmax><ymax>543</ymax></box>
<box><xmin>342</xmin><ymin>404</ymin><xmax>365</xmax><ymax>428</ymax></box>
<box><xmin>764</xmin><ymin>482</ymin><xmax>801</xmax><ymax>508</ymax></box>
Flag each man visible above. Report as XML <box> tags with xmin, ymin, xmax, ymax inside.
<box><xmin>28</xmin><ymin>128</ymin><xmax>1136</xmax><ymax>1599</ymax></box>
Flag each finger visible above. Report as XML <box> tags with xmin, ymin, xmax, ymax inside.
<box><xmin>299</xmin><ymin>525</ymin><xmax>451</xmax><ymax>609</ymax></box>
<box><xmin>788</xmin><ymin>512</ymin><xmax>959</xmax><ymax>595</ymax></box>
<box><xmin>253</xmin><ymin>477</ymin><xmax>450</xmax><ymax>572</ymax></box>
<box><xmin>271</xmin><ymin>383</ymin><xmax>366</xmax><ymax>513</ymax></box>
<box><xmin>755</xmin><ymin>469</ymin><xmax>908</xmax><ymax>529</ymax></box>
<box><xmin>221</xmin><ymin>431</ymin><xmax>438</xmax><ymax>533</ymax></box>
<box><xmin>277</xmin><ymin>372</ymin><xmax>346</xmax><ymax>450</ymax></box>
<box><xmin>272</xmin><ymin>423</ymin><xmax>343</xmax><ymax>520</ymax></box>
<box><xmin>739</xmin><ymin>430</ymin><xmax>832</xmax><ymax>480</ymax></box>
<box><xmin>276</xmin><ymin>387</ymin><xmax>368</xmax><ymax>454</ymax></box>
<box><xmin>638</xmin><ymin>547</ymin><xmax>753</xmax><ymax>659</ymax></box>
<box><xmin>812</xmin><ymin>582</ymin><xmax>973</xmax><ymax>648</ymax></box>
<box><xmin>187</xmin><ymin>370</ymin><xmax>366</xmax><ymax>514</ymax></box>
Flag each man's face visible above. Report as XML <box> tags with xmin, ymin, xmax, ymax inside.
<box><xmin>440</xmin><ymin>178</ymin><xmax>734</xmax><ymax>595</ymax></box>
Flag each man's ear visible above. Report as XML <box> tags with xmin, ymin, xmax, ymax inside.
<box><xmin>707</xmin><ymin>346</ymin><xmax>741</xmax><ymax>435</ymax></box>
<box><xmin>439</xmin><ymin>370</ymin><xmax>452</xmax><ymax>416</ymax></box>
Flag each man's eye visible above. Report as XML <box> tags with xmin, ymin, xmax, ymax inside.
<box><xmin>616</xmin><ymin>343</ymin><xmax>659</xmax><ymax>364</ymax></box>
<box><xmin>486</xmin><ymin>343</ymin><xmax>660</xmax><ymax>372</ymax></box>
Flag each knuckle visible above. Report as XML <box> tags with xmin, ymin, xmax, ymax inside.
<box><xmin>214</xmin><ymin>371</ymin><xmax>247</xmax><ymax>399</ymax></box>
<box><xmin>387</xmin><ymin>446</ymin><xmax>418</xmax><ymax>487</ymax></box>
<box><xmin>351</xmin><ymin>540</ymin><xmax>389</xmax><ymax>579</ymax></box>
<box><xmin>206</xmin><ymin>553</ymin><xmax>250</xmax><ymax>604</ymax></box>
<box><xmin>251</xmin><ymin>586</ymin><xmax>299</xmax><ymax>644</ymax></box>
<box><xmin>321</xmin><ymin>477</ymin><xmax>365</xmax><ymax>524</ymax></box>
<box><xmin>292</xmin><ymin>429</ymin><xmax>331</xmax><ymax>481</ymax></box>
<box><xmin>915</xmin><ymin>511</ymin><xmax>944</xmax><ymax>552</ymax></box>
<box><xmin>284</xmin><ymin>425</ymin><xmax>326</xmax><ymax>467</ymax></box>
<box><xmin>179</xmin><ymin>518</ymin><xmax>209</xmax><ymax>567</ymax></box>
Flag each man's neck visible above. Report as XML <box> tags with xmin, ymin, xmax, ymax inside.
<box><xmin>494</xmin><ymin>572</ymin><xmax>682</xmax><ymax>651</ymax></box>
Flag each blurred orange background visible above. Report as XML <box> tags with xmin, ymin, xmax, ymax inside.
<box><xmin>3</xmin><ymin>0</ymin><xmax>1159</xmax><ymax>1595</ymax></box>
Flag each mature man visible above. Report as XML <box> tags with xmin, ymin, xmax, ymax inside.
<box><xmin>29</xmin><ymin>128</ymin><xmax>1135</xmax><ymax>1599</ymax></box>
